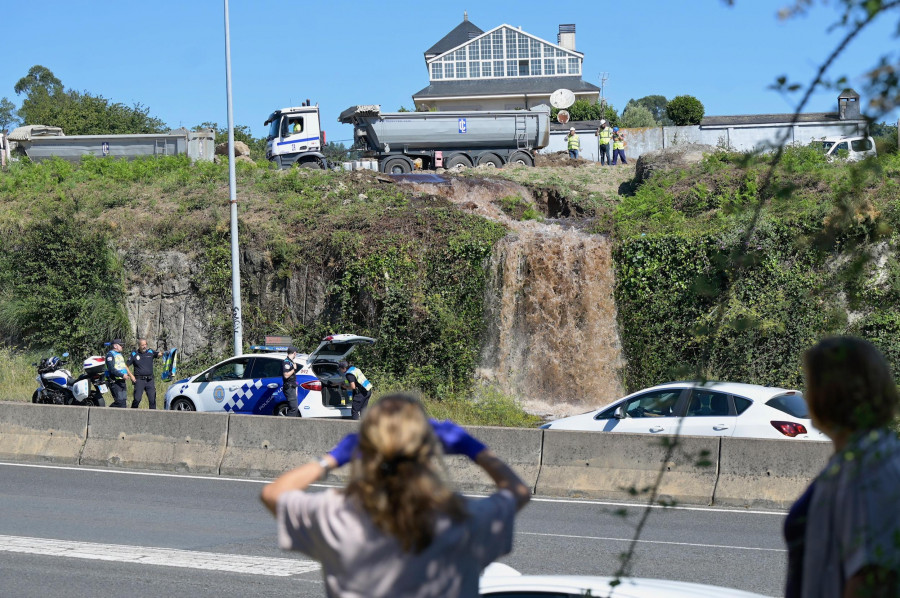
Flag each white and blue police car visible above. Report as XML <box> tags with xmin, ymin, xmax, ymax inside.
<box><xmin>164</xmin><ymin>334</ymin><xmax>375</xmax><ymax>417</ymax></box>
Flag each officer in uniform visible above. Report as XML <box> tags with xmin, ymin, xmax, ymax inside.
<box><xmin>282</xmin><ymin>347</ymin><xmax>300</xmax><ymax>417</ymax></box>
<box><xmin>105</xmin><ymin>339</ymin><xmax>135</xmax><ymax>408</ymax></box>
<box><xmin>127</xmin><ymin>338</ymin><xmax>160</xmax><ymax>409</ymax></box>
<box><xmin>567</xmin><ymin>127</ymin><xmax>581</xmax><ymax>159</ymax></box>
<box><xmin>338</xmin><ymin>360</ymin><xmax>373</xmax><ymax>420</ymax></box>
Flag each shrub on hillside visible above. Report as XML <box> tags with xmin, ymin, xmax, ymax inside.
<box><xmin>666</xmin><ymin>95</ymin><xmax>705</xmax><ymax>126</ymax></box>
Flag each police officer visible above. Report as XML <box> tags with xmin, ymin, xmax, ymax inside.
<box><xmin>105</xmin><ymin>339</ymin><xmax>135</xmax><ymax>408</ymax></box>
<box><xmin>338</xmin><ymin>360</ymin><xmax>373</xmax><ymax>420</ymax></box>
<box><xmin>282</xmin><ymin>347</ymin><xmax>300</xmax><ymax>417</ymax></box>
<box><xmin>567</xmin><ymin>127</ymin><xmax>581</xmax><ymax>159</ymax></box>
<box><xmin>127</xmin><ymin>338</ymin><xmax>160</xmax><ymax>409</ymax></box>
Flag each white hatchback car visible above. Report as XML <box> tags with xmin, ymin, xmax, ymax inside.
<box><xmin>164</xmin><ymin>334</ymin><xmax>374</xmax><ymax>417</ymax></box>
<box><xmin>540</xmin><ymin>381</ymin><xmax>827</xmax><ymax>440</ymax></box>
<box><xmin>479</xmin><ymin>563</ymin><xmax>770</xmax><ymax>597</ymax></box>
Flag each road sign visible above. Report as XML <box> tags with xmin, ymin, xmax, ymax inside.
<box><xmin>101</xmin><ymin>142</ymin><xmax>110</xmax><ymax>156</ymax></box>
<box><xmin>458</xmin><ymin>118</ymin><xmax>467</xmax><ymax>134</ymax></box>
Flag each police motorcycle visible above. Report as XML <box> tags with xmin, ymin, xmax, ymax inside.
<box><xmin>32</xmin><ymin>352</ymin><xmax>109</xmax><ymax>407</ymax></box>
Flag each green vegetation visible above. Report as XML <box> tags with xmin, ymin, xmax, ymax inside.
<box><xmin>621</xmin><ymin>103</ymin><xmax>658</xmax><ymax>129</ymax></box>
<box><xmin>614</xmin><ymin>147</ymin><xmax>900</xmax><ymax>391</ymax></box>
<box><xmin>0</xmin><ymin>156</ymin><xmax>512</xmax><ymax>417</ymax></box>
<box><xmin>665</xmin><ymin>95</ymin><xmax>705</xmax><ymax>126</ymax></box>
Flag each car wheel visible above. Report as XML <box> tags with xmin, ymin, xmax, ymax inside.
<box><xmin>274</xmin><ymin>403</ymin><xmax>289</xmax><ymax>416</ymax></box>
<box><xmin>170</xmin><ymin>398</ymin><xmax>196</xmax><ymax>411</ymax></box>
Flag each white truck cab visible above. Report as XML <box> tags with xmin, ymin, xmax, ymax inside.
<box><xmin>819</xmin><ymin>135</ymin><xmax>877</xmax><ymax>162</ymax></box>
<box><xmin>264</xmin><ymin>103</ymin><xmax>325</xmax><ymax>169</ymax></box>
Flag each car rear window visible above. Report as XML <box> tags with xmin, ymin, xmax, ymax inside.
<box><xmin>765</xmin><ymin>393</ymin><xmax>809</xmax><ymax>418</ymax></box>
<box><xmin>733</xmin><ymin>396</ymin><xmax>752</xmax><ymax>415</ymax></box>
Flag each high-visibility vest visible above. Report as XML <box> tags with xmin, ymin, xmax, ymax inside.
<box><xmin>567</xmin><ymin>134</ymin><xmax>580</xmax><ymax>150</ymax></box>
<box><xmin>346</xmin><ymin>366</ymin><xmax>373</xmax><ymax>395</ymax></box>
<box><xmin>613</xmin><ymin>134</ymin><xmax>625</xmax><ymax>150</ymax></box>
<box><xmin>598</xmin><ymin>128</ymin><xmax>613</xmax><ymax>145</ymax></box>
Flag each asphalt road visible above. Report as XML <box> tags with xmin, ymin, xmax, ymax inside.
<box><xmin>0</xmin><ymin>462</ymin><xmax>788</xmax><ymax>597</ymax></box>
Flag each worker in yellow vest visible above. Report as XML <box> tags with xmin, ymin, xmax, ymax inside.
<box><xmin>567</xmin><ymin>127</ymin><xmax>581</xmax><ymax>159</ymax></box>
<box><xmin>611</xmin><ymin>127</ymin><xmax>628</xmax><ymax>165</ymax></box>
<box><xmin>596</xmin><ymin>119</ymin><xmax>613</xmax><ymax>165</ymax></box>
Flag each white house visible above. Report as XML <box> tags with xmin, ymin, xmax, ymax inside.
<box><xmin>412</xmin><ymin>15</ymin><xmax>600</xmax><ymax>112</ymax></box>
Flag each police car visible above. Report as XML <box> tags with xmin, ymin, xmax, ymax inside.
<box><xmin>164</xmin><ymin>334</ymin><xmax>375</xmax><ymax>417</ymax></box>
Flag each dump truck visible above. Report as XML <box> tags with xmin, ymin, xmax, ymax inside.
<box><xmin>6</xmin><ymin>125</ymin><xmax>215</xmax><ymax>163</ymax></box>
<box><xmin>264</xmin><ymin>103</ymin><xmax>550</xmax><ymax>172</ymax></box>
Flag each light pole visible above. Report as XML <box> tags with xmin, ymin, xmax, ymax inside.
<box><xmin>224</xmin><ymin>0</ymin><xmax>243</xmax><ymax>356</ymax></box>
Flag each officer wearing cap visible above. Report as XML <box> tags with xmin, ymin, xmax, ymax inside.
<box><xmin>105</xmin><ymin>339</ymin><xmax>135</xmax><ymax>408</ymax></box>
<box><xmin>282</xmin><ymin>347</ymin><xmax>301</xmax><ymax>417</ymax></box>
<box><xmin>338</xmin><ymin>360</ymin><xmax>373</xmax><ymax>420</ymax></box>
<box><xmin>127</xmin><ymin>338</ymin><xmax>160</xmax><ymax>409</ymax></box>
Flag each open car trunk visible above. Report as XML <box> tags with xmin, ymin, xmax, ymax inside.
<box><xmin>305</xmin><ymin>335</ymin><xmax>376</xmax><ymax>409</ymax></box>
<box><xmin>312</xmin><ymin>362</ymin><xmax>348</xmax><ymax>408</ymax></box>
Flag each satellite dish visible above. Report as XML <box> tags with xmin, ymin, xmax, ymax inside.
<box><xmin>556</xmin><ymin>110</ymin><xmax>570</xmax><ymax>124</ymax></box>
<box><xmin>550</xmin><ymin>88</ymin><xmax>576</xmax><ymax>109</ymax></box>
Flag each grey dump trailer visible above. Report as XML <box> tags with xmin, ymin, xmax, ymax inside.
<box><xmin>7</xmin><ymin>125</ymin><xmax>215</xmax><ymax>163</ymax></box>
<box><xmin>337</xmin><ymin>105</ymin><xmax>550</xmax><ymax>173</ymax></box>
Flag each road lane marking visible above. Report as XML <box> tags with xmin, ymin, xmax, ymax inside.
<box><xmin>0</xmin><ymin>535</ymin><xmax>320</xmax><ymax>577</ymax></box>
<box><xmin>0</xmin><ymin>462</ymin><xmax>788</xmax><ymax>515</ymax></box>
<box><xmin>519</xmin><ymin>531</ymin><xmax>786</xmax><ymax>552</ymax></box>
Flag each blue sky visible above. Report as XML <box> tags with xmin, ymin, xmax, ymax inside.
<box><xmin>2</xmin><ymin>1</ymin><xmax>895</xmax><ymax>144</ymax></box>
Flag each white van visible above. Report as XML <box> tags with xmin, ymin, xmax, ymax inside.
<box><xmin>819</xmin><ymin>136</ymin><xmax>877</xmax><ymax>162</ymax></box>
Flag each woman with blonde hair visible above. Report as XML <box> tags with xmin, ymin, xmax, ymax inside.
<box><xmin>784</xmin><ymin>336</ymin><xmax>900</xmax><ymax>598</ymax></box>
<box><xmin>261</xmin><ymin>393</ymin><xmax>530</xmax><ymax>597</ymax></box>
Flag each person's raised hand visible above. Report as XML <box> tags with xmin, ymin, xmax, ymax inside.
<box><xmin>327</xmin><ymin>433</ymin><xmax>359</xmax><ymax>467</ymax></box>
<box><xmin>430</xmin><ymin>419</ymin><xmax>487</xmax><ymax>461</ymax></box>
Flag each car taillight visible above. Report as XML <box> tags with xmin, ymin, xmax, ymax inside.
<box><xmin>300</xmin><ymin>380</ymin><xmax>322</xmax><ymax>391</ymax></box>
<box><xmin>771</xmin><ymin>421</ymin><xmax>808</xmax><ymax>437</ymax></box>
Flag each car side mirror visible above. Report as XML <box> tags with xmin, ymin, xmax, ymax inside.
<box><xmin>614</xmin><ymin>405</ymin><xmax>627</xmax><ymax>419</ymax></box>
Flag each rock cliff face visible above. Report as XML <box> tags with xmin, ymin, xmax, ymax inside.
<box><xmin>121</xmin><ymin>249</ymin><xmax>333</xmax><ymax>359</ymax></box>
<box><xmin>123</xmin><ymin>251</ymin><xmax>213</xmax><ymax>357</ymax></box>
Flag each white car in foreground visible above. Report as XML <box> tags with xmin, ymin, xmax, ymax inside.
<box><xmin>479</xmin><ymin>563</ymin><xmax>771</xmax><ymax>597</ymax></box>
<box><xmin>540</xmin><ymin>381</ymin><xmax>827</xmax><ymax>440</ymax></box>
<box><xmin>164</xmin><ymin>334</ymin><xmax>374</xmax><ymax>417</ymax></box>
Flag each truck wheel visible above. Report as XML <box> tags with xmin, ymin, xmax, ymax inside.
<box><xmin>382</xmin><ymin>157</ymin><xmax>411</xmax><ymax>174</ymax></box>
<box><xmin>445</xmin><ymin>155</ymin><xmax>472</xmax><ymax>170</ymax></box>
<box><xmin>298</xmin><ymin>159</ymin><xmax>322</xmax><ymax>169</ymax></box>
<box><xmin>477</xmin><ymin>153</ymin><xmax>503</xmax><ymax>168</ymax></box>
<box><xmin>507</xmin><ymin>151</ymin><xmax>534</xmax><ymax>167</ymax></box>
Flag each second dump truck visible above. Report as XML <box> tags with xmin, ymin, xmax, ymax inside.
<box><xmin>264</xmin><ymin>103</ymin><xmax>550</xmax><ymax>172</ymax></box>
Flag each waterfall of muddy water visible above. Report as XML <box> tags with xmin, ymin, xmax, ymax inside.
<box><xmin>396</xmin><ymin>178</ymin><xmax>625</xmax><ymax>417</ymax></box>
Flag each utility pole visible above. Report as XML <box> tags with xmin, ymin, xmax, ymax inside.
<box><xmin>599</xmin><ymin>72</ymin><xmax>609</xmax><ymax>112</ymax></box>
<box><xmin>224</xmin><ymin>0</ymin><xmax>243</xmax><ymax>356</ymax></box>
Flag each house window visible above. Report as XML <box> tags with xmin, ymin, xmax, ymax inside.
<box><xmin>518</xmin><ymin>60</ymin><xmax>529</xmax><ymax>77</ymax></box>
<box><xmin>470</xmin><ymin>62</ymin><xmax>480</xmax><ymax>78</ymax></box>
<box><xmin>568</xmin><ymin>57</ymin><xmax>580</xmax><ymax>74</ymax></box>
<box><xmin>544</xmin><ymin>58</ymin><xmax>555</xmax><ymax>75</ymax></box>
<box><xmin>506</xmin><ymin>31</ymin><xmax>518</xmax><ymax>58</ymax></box>
<box><xmin>494</xmin><ymin>60</ymin><xmax>504</xmax><ymax>75</ymax></box>
<box><xmin>557</xmin><ymin>58</ymin><xmax>568</xmax><ymax>74</ymax></box>
<box><xmin>456</xmin><ymin>61</ymin><xmax>467</xmax><ymax>78</ymax></box>
<box><xmin>492</xmin><ymin>32</ymin><xmax>503</xmax><ymax>59</ymax></box>
<box><xmin>432</xmin><ymin>63</ymin><xmax>443</xmax><ymax>80</ymax></box>
<box><xmin>469</xmin><ymin>43</ymin><xmax>479</xmax><ymax>61</ymax></box>
<box><xmin>506</xmin><ymin>61</ymin><xmax>518</xmax><ymax>77</ymax></box>
<box><xmin>531</xmin><ymin>59</ymin><xmax>542</xmax><ymax>75</ymax></box>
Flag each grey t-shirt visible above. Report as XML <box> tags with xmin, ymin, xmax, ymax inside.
<box><xmin>801</xmin><ymin>428</ymin><xmax>900</xmax><ymax>598</ymax></box>
<box><xmin>277</xmin><ymin>487</ymin><xmax>517</xmax><ymax>598</ymax></box>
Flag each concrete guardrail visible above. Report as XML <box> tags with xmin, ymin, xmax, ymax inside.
<box><xmin>80</xmin><ymin>407</ymin><xmax>228</xmax><ymax>473</ymax></box>
<box><xmin>0</xmin><ymin>402</ymin><xmax>88</xmax><ymax>464</ymax></box>
<box><xmin>220</xmin><ymin>415</ymin><xmax>358</xmax><ymax>480</ymax></box>
<box><xmin>713</xmin><ymin>436</ymin><xmax>832</xmax><ymax>509</ymax></box>
<box><xmin>0</xmin><ymin>402</ymin><xmax>831</xmax><ymax>507</ymax></box>
<box><xmin>535</xmin><ymin>430</ymin><xmax>720</xmax><ymax>505</ymax></box>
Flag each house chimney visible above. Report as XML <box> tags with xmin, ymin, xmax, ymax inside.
<box><xmin>558</xmin><ymin>24</ymin><xmax>576</xmax><ymax>51</ymax></box>
<box><xmin>838</xmin><ymin>88</ymin><xmax>861</xmax><ymax>120</ymax></box>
